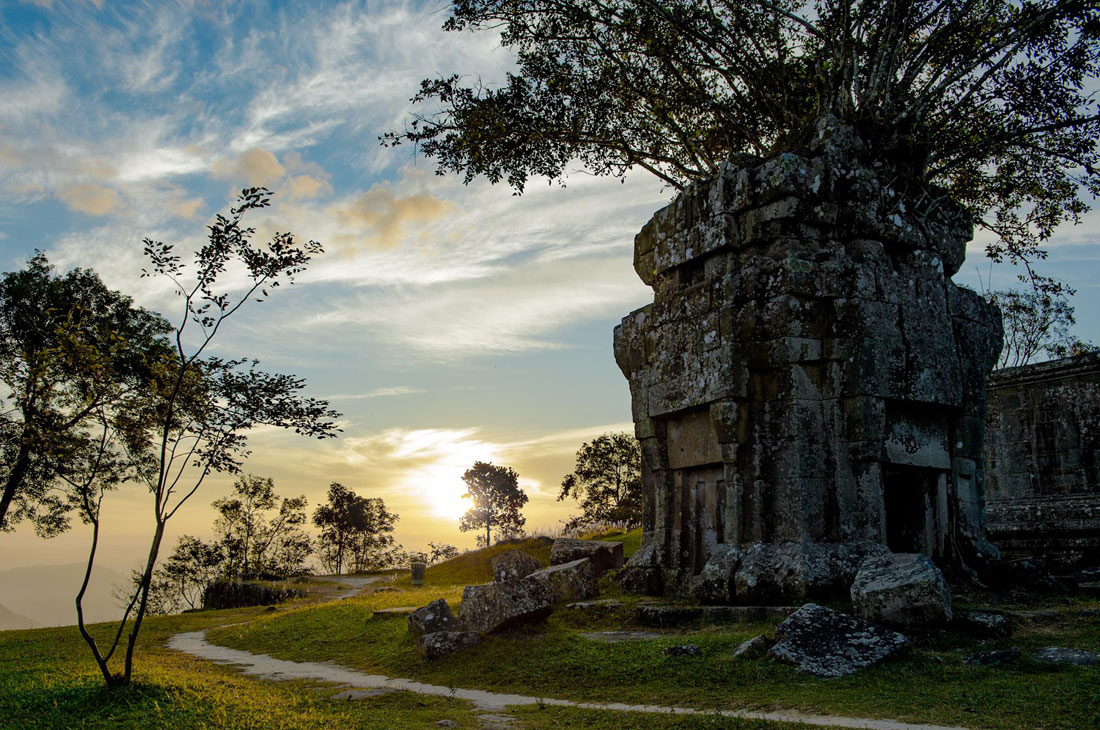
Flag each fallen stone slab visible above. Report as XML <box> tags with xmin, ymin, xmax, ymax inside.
<box><xmin>955</xmin><ymin>610</ymin><xmax>1012</xmax><ymax>638</ymax></box>
<box><xmin>965</xmin><ymin>649</ymin><xmax>1020</xmax><ymax>666</ymax></box>
<box><xmin>459</xmin><ymin>579</ymin><xmax>553</xmax><ymax>634</ymax></box>
<box><xmin>700</xmin><ymin>605</ymin><xmax>798</xmax><ymax>623</ymax></box>
<box><xmin>731</xmin><ymin>634</ymin><xmax>774</xmax><ymax>659</ymax></box>
<box><xmin>566</xmin><ymin>599</ymin><xmax>624</xmax><ymax>611</ymax></box>
<box><xmin>373</xmin><ymin>607</ymin><xmax>416</xmax><ymax>619</ymax></box>
<box><xmin>636</xmin><ymin>604</ymin><xmax>703</xmax><ymax>626</ymax></box>
<box><xmin>550</xmin><ymin>538</ymin><xmax>624</xmax><ymax>576</ymax></box>
<box><xmin>492</xmin><ymin>550</ymin><xmax>542</xmax><ymax>582</ymax></box>
<box><xmin>415</xmin><ymin>631</ymin><xmax>481</xmax><ymax>661</ymax></box>
<box><xmin>767</xmin><ymin>603</ymin><xmax>910</xmax><ymax>678</ymax></box>
<box><xmin>1031</xmin><ymin>647</ymin><xmax>1100</xmax><ymax>666</ymax></box>
<box><xmin>581</xmin><ymin>631</ymin><xmax>665</xmax><ymax>643</ymax></box>
<box><xmin>408</xmin><ymin>599</ymin><xmax>462</xmax><ymax>638</ymax></box>
<box><xmin>528</xmin><ymin>558</ymin><xmax>598</xmax><ymax>603</ymax></box>
<box><xmin>662</xmin><ymin>644</ymin><xmax>701</xmax><ymax>656</ymax></box>
<box><xmin>851</xmin><ymin>553</ymin><xmax>952</xmax><ymax>626</ymax></box>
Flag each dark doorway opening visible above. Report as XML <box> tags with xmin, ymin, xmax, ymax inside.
<box><xmin>883</xmin><ymin>466</ymin><xmax>935</xmax><ymax>554</ymax></box>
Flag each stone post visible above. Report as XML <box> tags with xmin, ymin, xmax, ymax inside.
<box><xmin>614</xmin><ymin>117</ymin><xmax>1002</xmax><ymax>602</ymax></box>
<box><xmin>411</xmin><ymin>561</ymin><xmax>427</xmax><ymax>587</ymax></box>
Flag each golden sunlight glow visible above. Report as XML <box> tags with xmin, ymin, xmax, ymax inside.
<box><xmin>384</xmin><ymin>428</ymin><xmax>503</xmax><ymax>520</ymax></box>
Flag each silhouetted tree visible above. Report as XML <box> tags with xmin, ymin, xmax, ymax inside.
<box><xmin>212</xmin><ymin>474</ymin><xmax>311</xmax><ymax>579</ymax></box>
<box><xmin>389</xmin><ymin>1</ymin><xmax>1099</xmax><ymax>300</ymax></box>
<box><xmin>458</xmin><ymin>461</ymin><xmax>527</xmax><ymax>547</ymax></box>
<box><xmin>313</xmin><ymin>483</ymin><xmax>400</xmax><ymax>574</ymax></box>
<box><xmin>559</xmin><ymin>432</ymin><xmax>642</xmax><ymax>532</ymax></box>
<box><xmin>76</xmin><ymin>188</ymin><xmax>340</xmax><ymax>688</ymax></box>
<box><xmin>0</xmin><ymin>253</ymin><xmax>171</xmax><ymax>535</ymax></box>
<box><xmin>991</xmin><ymin>285</ymin><xmax>1096</xmax><ymax>368</ymax></box>
<box><xmin>428</xmin><ymin>541</ymin><xmax>459</xmax><ymax>564</ymax></box>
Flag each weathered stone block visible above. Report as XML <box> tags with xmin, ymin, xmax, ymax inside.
<box><xmin>850</xmin><ymin>553</ymin><xmax>952</xmax><ymax>626</ymax></box>
<box><xmin>767</xmin><ymin>603</ymin><xmax>910</xmax><ymax>678</ymax></box>
<box><xmin>407</xmin><ymin>599</ymin><xmax>463</xmax><ymax>638</ymax></box>
<box><xmin>550</xmin><ymin>539</ymin><xmax>624</xmax><ymax>576</ymax></box>
<box><xmin>415</xmin><ymin>631</ymin><xmax>481</xmax><ymax>661</ymax></box>
<box><xmin>458</xmin><ymin>580</ymin><xmax>553</xmax><ymax>634</ymax></box>
<box><xmin>527</xmin><ymin>559</ymin><xmax>598</xmax><ymax>603</ymax></box>
<box><xmin>492</xmin><ymin>550</ymin><xmax>542</xmax><ymax>582</ymax></box>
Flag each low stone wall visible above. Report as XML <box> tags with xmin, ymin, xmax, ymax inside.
<box><xmin>985</xmin><ymin>353</ymin><xmax>1100</xmax><ymax>572</ymax></box>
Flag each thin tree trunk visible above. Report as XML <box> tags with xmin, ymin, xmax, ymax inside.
<box><xmin>75</xmin><ymin>513</ymin><xmax>118</xmax><ymax>687</ymax></box>
<box><xmin>122</xmin><ymin>518</ymin><xmax>166</xmax><ymax>684</ymax></box>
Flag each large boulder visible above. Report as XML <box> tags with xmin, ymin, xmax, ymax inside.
<box><xmin>492</xmin><ymin>549</ymin><xmax>542</xmax><ymax>582</ymax></box>
<box><xmin>407</xmin><ymin>598</ymin><xmax>463</xmax><ymax>638</ymax></box>
<box><xmin>851</xmin><ymin>553</ymin><xmax>952</xmax><ymax>626</ymax></box>
<box><xmin>689</xmin><ymin>546</ymin><xmax>741</xmax><ymax>604</ymax></box>
<box><xmin>527</xmin><ymin>559</ymin><xmax>598</xmax><ymax>603</ymax></box>
<box><xmin>415</xmin><ymin>631</ymin><xmax>481</xmax><ymax>661</ymax></box>
<box><xmin>767</xmin><ymin>603</ymin><xmax>911</xmax><ymax>678</ymax></box>
<box><xmin>458</xmin><ymin>579</ymin><xmax>553</xmax><ymax>634</ymax></box>
<box><xmin>550</xmin><ymin>539</ymin><xmax>624</xmax><ymax>576</ymax></box>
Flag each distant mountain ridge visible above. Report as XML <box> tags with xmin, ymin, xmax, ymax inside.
<box><xmin>0</xmin><ymin>563</ymin><xmax>127</xmax><ymax>628</ymax></box>
<box><xmin>0</xmin><ymin>602</ymin><xmax>38</xmax><ymax>631</ymax></box>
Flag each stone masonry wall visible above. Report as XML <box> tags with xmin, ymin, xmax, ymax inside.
<box><xmin>985</xmin><ymin>353</ymin><xmax>1100</xmax><ymax>572</ymax></box>
<box><xmin>614</xmin><ymin>117</ymin><xmax>1003</xmax><ymax>602</ymax></box>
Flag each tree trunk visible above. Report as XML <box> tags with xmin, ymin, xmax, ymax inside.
<box><xmin>76</xmin><ymin>513</ymin><xmax>120</xmax><ymax>687</ymax></box>
<box><xmin>0</xmin><ymin>439</ymin><xmax>33</xmax><ymax>529</ymax></box>
<box><xmin>122</xmin><ymin>518</ymin><xmax>166</xmax><ymax>684</ymax></box>
<box><xmin>485</xmin><ymin>511</ymin><xmax>491</xmax><ymax>548</ymax></box>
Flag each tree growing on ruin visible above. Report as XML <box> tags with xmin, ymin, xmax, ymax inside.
<box><xmin>559</xmin><ymin>432</ymin><xmax>643</xmax><ymax>532</ymax></box>
<box><xmin>76</xmin><ymin>188</ymin><xmax>340</xmax><ymax>688</ymax></box>
<box><xmin>458</xmin><ymin>461</ymin><xmax>527</xmax><ymax>547</ymax></box>
<box><xmin>990</xmin><ymin>284</ymin><xmax>1097</xmax><ymax>369</ymax></box>
<box><xmin>387</xmin><ymin>0</ymin><xmax>1099</xmax><ymax>306</ymax></box>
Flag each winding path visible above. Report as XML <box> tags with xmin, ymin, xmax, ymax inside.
<box><xmin>168</xmin><ymin>628</ymin><xmax>971</xmax><ymax>730</ymax></box>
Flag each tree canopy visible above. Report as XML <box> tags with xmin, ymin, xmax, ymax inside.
<box><xmin>559</xmin><ymin>432</ymin><xmax>643</xmax><ymax>532</ymax></box>
<box><xmin>313</xmin><ymin>482</ymin><xmax>401</xmax><ymax>574</ymax></box>
<box><xmin>458</xmin><ymin>461</ymin><xmax>528</xmax><ymax>546</ymax></box>
<box><xmin>389</xmin><ymin>0</ymin><xmax>1099</xmax><ymax>272</ymax></box>
<box><xmin>0</xmin><ymin>252</ymin><xmax>172</xmax><ymax>536</ymax></box>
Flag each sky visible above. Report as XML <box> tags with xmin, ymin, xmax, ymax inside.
<box><xmin>1</xmin><ymin>0</ymin><xmax>1098</xmax><ymax>582</ymax></box>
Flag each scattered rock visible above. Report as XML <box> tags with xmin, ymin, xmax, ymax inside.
<box><xmin>731</xmin><ymin>634</ymin><xmax>774</xmax><ymax>659</ymax></box>
<box><xmin>734</xmin><ymin>542</ymin><xmax>885</xmax><ymax>603</ymax></box>
<box><xmin>415</xmin><ymin>631</ymin><xmax>481</xmax><ymax>661</ymax></box>
<box><xmin>550</xmin><ymin>538</ymin><xmax>624</xmax><ymax>576</ymax></box>
<box><xmin>636</xmin><ymin>604</ymin><xmax>702</xmax><ymax>627</ymax></box>
<box><xmin>436</xmin><ymin>721</ymin><xmax>458</xmax><ymax>728</ymax></box>
<box><xmin>492</xmin><ymin>550</ymin><xmax>542</xmax><ymax>582</ymax></box>
<box><xmin>851</xmin><ymin>553</ymin><xmax>952</xmax><ymax>626</ymax></box>
<box><xmin>459</xmin><ymin>579</ymin><xmax>554</xmax><ymax>634</ymax></box>
<box><xmin>1031</xmin><ymin>647</ymin><xmax>1100</xmax><ymax>666</ymax></box>
<box><xmin>477</xmin><ymin>713</ymin><xmax>516</xmax><ymax>729</ymax></box>
<box><xmin>663</xmin><ymin>644</ymin><xmax>702</xmax><ymax>656</ymax></box>
<box><xmin>965</xmin><ymin>649</ymin><xmax>1020</xmax><ymax>666</ymax></box>
<box><xmin>1079</xmin><ymin>609</ymin><xmax>1099</xmax><ymax>619</ymax></box>
<box><xmin>374</xmin><ymin>586</ymin><xmax>399</xmax><ymax>593</ymax></box>
<box><xmin>408</xmin><ymin>599</ymin><xmax>463</xmax><ymax>638</ymax></box>
<box><xmin>767</xmin><ymin>603</ymin><xmax>910</xmax><ymax>678</ymax></box>
<box><xmin>581</xmin><ymin>631</ymin><xmax>665</xmax><ymax>643</ymax></box>
<box><xmin>566</xmin><ymin>599</ymin><xmax>624</xmax><ymax>611</ymax></box>
<box><xmin>954</xmin><ymin>610</ymin><xmax>1012</xmax><ymax>638</ymax></box>
<box><xmin>984</xmin><ymin>558</ymin><xmax>1060</xmax><ymax>593</ymax></box>
<box><xmin>527</xmin><ymin>558</ymin><xmax>598</xmax><ymax>603</ymax></box>
<box><xmin>373</xmin><ymin>607</ymin><xmax>415</xmax><ymax>619</ymax></box>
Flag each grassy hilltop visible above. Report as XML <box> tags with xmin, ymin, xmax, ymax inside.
<box><xmin>3</xmin><ymin>530</ymin><xmax>1099</xmax><ymax>730</ymax></box>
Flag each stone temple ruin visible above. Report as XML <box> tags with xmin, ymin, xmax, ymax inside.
<box><xmin>984</xmin><ymin>353</ymin><xmax>1100</xmax><ymax>573</ymax></box>
<box><xmin>614</xmin><ymin>119</ymin><xmax>1003</xmax><ymax>602</ymax></box>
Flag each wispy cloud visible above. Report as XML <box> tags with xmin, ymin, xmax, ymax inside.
<box><xmin>322</xmin><ymin>386</ymin><xmax>426</xmax><ymax>401</ymax></box>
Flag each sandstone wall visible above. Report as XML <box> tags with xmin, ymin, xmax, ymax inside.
<box><xmin>985</xmin><ymin>353</ymin><xmax>1100</xmax><ymax>572</ymax></box>
<box><xmin>614</xmin><ymin>118</ymin><xmax>1002</xmax><ymax>601</ymax></box>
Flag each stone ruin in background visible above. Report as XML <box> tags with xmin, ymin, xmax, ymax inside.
<box><xmin>984</xmin><ymin>352</ymin><xmax>1100</xmax><ymax>574</ymax></box>
<box><xmin>614</xmin><ymin>118</ymin><xmax>1003</xmax><ymax>603</ymax></box>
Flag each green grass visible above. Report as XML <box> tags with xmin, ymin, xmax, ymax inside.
<box><xmin>395</xmin><ymin>536</ymin><xmax>555</xmax><ymax>587</ymax></box>
<box><xmin>209</xmin><ymin>579</ymin><xmax>1100</xmax><ymax>730</ymax></box>
<box><xmin>0</xmin><ymin>607</ymin><xmax>480</xmax><ymax>729</ymax></box>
